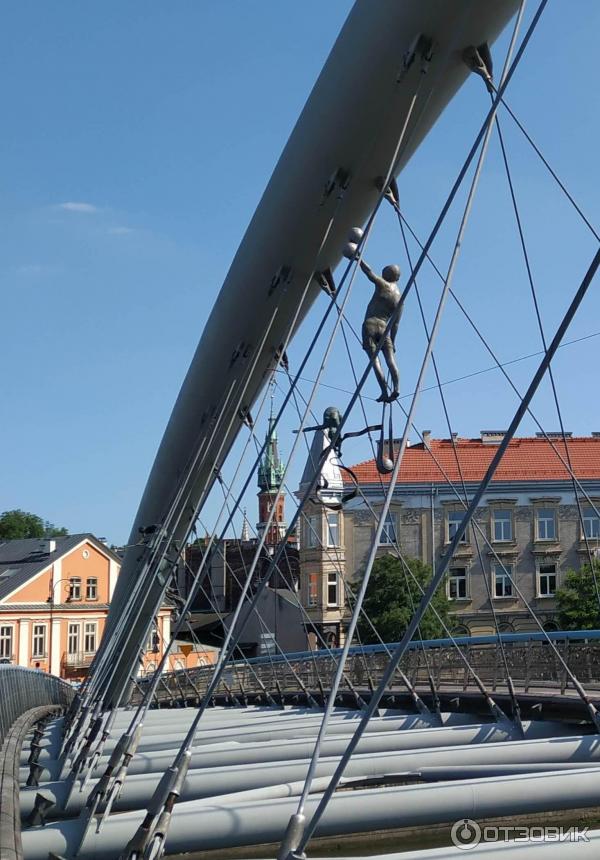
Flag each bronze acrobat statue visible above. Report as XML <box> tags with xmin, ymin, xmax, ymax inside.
<box><xmin>358</xmin><ymin>259</ymin><xmax>402</xmax><ymax>403</ymax></box>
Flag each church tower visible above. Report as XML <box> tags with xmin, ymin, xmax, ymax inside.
<box><xmin>257</xmin><ymin>407</ymin><xmax>287</xmax><ymax>548</ymax></box>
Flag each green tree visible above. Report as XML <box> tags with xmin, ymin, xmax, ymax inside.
<box><xmin>555</xmin><ymin>563</ymin><xmax>600</xmax><ymax>630</ymax></box>
<box><xmin>354</xmin><ymin>554</ymin><xmax>451</xmax><ymax>644</ymax></box>
<box><xmin>44</xmin><ymin>521</ymin><xmax>69</xmax><ymax>537</ymax></box>
<box><xmin>0</xmin><ymin>509</ymin><xmax>69</xmax><ymax>540</ymax></box>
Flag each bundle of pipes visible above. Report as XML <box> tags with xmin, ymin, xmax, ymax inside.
<box><xmin>22</xmin><ymin>767</ymin><xmax>600</xmax><ymax>859</ymax></box>
<box><xmin>20</xmin><ymin>705</ymin><xmax>590</xmax><ymax>822</ymax></box>
<box><xmin>20</xmin><ymin>707</ymin><xmax>476</xmax><ymax>780</ymax></box>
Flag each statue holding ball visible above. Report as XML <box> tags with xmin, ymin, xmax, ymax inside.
<box><xmin>343</xmin><ymin>227</ymin><xmax>402</xmax><ymax>403</ymax></box>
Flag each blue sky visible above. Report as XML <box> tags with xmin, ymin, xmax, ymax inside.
<box><xmin>2</xmin><ymin>1</ymin><xmax>599</xmax><ymax>545</ymax></box>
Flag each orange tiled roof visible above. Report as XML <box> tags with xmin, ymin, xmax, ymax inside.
<box><xmin>347</xmin><ymin>436</ymin><xmax>600</xmax><ymax>486</ymax></box>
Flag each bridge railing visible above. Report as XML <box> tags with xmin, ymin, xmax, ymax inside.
<box><xmin>0</xmin><ymin>665</ymin><xmax>74</xmax><ymax>747</ymax></box>
<box><xmin>130</xmin><ymin>630</ymin><xmax>600</xmax><ymax>706</ymax></box>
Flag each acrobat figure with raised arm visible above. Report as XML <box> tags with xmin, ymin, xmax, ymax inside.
<box><xmin>341</xmin><ymin>227</ymin><xmax>403</xmax><ymax>402</ymax></box>
<box><xmin>355</xmin><ymin>253</ymin><xmax>403</xmax><ymax>403</ymax></box>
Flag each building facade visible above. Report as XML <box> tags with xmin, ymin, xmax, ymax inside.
<box><xmin>296</xmin><ymin>416</ymin><xmax>349</xmax><ymax>648</ymax></box>
<box><xmin>343</xmin><ymin>433</ymin><xmax>600</xmax><ymax>635</ymax></box>
<box><xmin>0</xmin><ymin>534</ymin><xmax>210</xmax><ymax>679</ymax></box>
<box><xmin>294</xmin><ymin>429</ymin><xmax>600</xmax><ymax>639</ymax></box>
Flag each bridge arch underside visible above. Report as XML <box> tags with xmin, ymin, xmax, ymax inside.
<box><xmin>17</xmin><ymin>637</ymin><xmax>600</xmax><ymax>859</ymax></box>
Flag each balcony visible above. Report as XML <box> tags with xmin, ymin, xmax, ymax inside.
<box><xmin>62</xmin><ymin>651</ymin><xmax>95</xmax><ymax>669</ymax></box>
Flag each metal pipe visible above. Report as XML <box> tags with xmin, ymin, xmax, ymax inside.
<box><xmin>311</xmin><ymin>834</ymin><xmax>600</xmax><ymax>860</ymax></box>
<box><xmin>21</xmin><ymin>767</ymin><xmax>600</xmax><ymax>859</ymax></box>
<box><xmin>21</xmin><ymin>716</ymin><xmax>488</xmax><ymax>782</ymax></box>
<box><xmin>26</xmin><ymin>732</ymin><xmax>600</xmax><ymax>820</ymax></box>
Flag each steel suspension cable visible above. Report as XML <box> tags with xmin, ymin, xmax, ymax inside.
<box><xmin>494</xmin><ymin>94</ymin><xmax>600</xmax><ymax>243</ymax></box>
<box><xmin>492</xmin><ymin>109</ymin><xmax>600</xmax><ymax>610</ymax></box>
<box><xmin>390</xmin><ymin>206</ymin><xmax>600</xmax><ymax>525</ymax></box>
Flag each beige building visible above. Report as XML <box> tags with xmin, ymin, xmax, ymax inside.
<box><xmin>0</xmin><ymin>534</ymin><xmax>213</xmax><ymax>679</ymax></box>
<box><xmin>298</xmin><ymin>431</ymin><xmax>600</xmax><ymax>639</ymax></box>
<box><xmin>297</xmin><ymin>421</ymin><xmax>349</xmax><ymax>648</ymax></box>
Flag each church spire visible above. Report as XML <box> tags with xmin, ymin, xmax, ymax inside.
<box><xmin>241</xmin><ymin>509</ymin><xmax>250</xmax><ymax>542</ymax></box>
<box><xmin>257</xmin><ymin>386</ymin><xmax>287</xmax><ymax>547</ymax></box>
<box><xmin>257</xmin><ymin>390</ymin><xmax>285</xmax><ymax>493</ymax></box>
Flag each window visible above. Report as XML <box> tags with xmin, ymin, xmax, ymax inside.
<box><xmin>84</xmin><ymin>622</ymin><xmax>97</xmax><ymax>654</ymax></box>
<box><xmin>86</xmin><ymin>578</ymin><xmax>98</xmax><ymax>600</ymax></box>
<box><xmin>68</xmin><ymin>623</ymin><xmax>80</xmax><ymax>655</ymax></box>
<box><xmin>380</xmin><ymin>512</ymin><xmax>397</xmax><ymax>546</ymax></box>
<box><xmin>494</xmin><ymin>563</ymin><xmax>514</xmax><ymax>598</ymax></box>
<box><xmin>448</xmin><ymin>567</ymin><xmax>468</xmax><ymax>599</ymax></box>
<box><xmin>536</xmin><ymin>508</ymin><xmax>556</xmax><ymax>541</ymax></box>
<box><xmin>0</xmin><ymin>625</ymin><xmax>14</xmax><ymax>660</ymax></box>
<box><xmin>582</xmin><ymin>506</ymin><xmax>600</xmax><ymax>539</ymax></box>
<box><xmin>538</xmin><ymin>563</ymin><xmax>557</xmax><ymax>597</ymax></box>
<box><xmin>308</xmin><ymin>573</ymin><xmax>318</xmax><ymax>606</ymax></box>
<box><xmin>306</xmin><ymin>515</ymin><xmax>320</xmax><ymax>549</ymax></box>
<box><xmin>327</xmin><ymin>572</ymin><xmax>339</xmax><ymax>607</ymax></box>
<box><xmin>32</xmin><ymin>624</ymin><xmax>47</xmax><ymax>658</ymax></box>
<box><xmin>326</xmin><ymin>513</ymin><xmax>340</xmax><ymax>547</ymax></box>
<box><xmin>493</xmin><ymin>509</ymin><xmax>513</xmax><ymax>542</ymax></box>
<box><xmin>69</xmin><ymin>577</ymin><xmax>81</xmax><ymax>600</ymax></box>
<box><xmin>447</xmin><ymin>510</ymin><xmax>468</xmax><ymax>544</ymax></box>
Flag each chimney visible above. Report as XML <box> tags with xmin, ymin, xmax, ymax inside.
<box><xmin>39</xmin><ymin>539</ymin><xmax>56</xmax><ymax>554</ymax></box>
<box><xmin>422</xmin><ymin>430</ymin><xmax>432</xmax><ymax>449</ymax></box>
<box><xmin>536</xmin><ymin>431</ymin><xmax>572</xmax><ymax>439</ymax></box>
<box><xmin>591</xmin><ymin>433</ymin><xmax>600</xmax><ymax>438</ymax></box>
<box><xmin>480</xmin><ymin>430</ymin><xmax>506</xmax><ymax>445</ymax></box>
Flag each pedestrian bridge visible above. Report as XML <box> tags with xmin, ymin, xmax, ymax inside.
<box><xmin>4</xmin><ymin>632</ymin><xmax>600</xmax><ymax>859</ymax></box>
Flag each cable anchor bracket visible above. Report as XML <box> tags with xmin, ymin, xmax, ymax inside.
<box><xmin>463</xmin><ymin>43</ymin><xmax>494</xmax><ymax>93</ymax></box>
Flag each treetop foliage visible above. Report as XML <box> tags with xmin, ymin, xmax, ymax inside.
<box><xmin>0</xmin><ymin>509</ymin><xmax>69</xmax><ymax>541</ymax></box>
